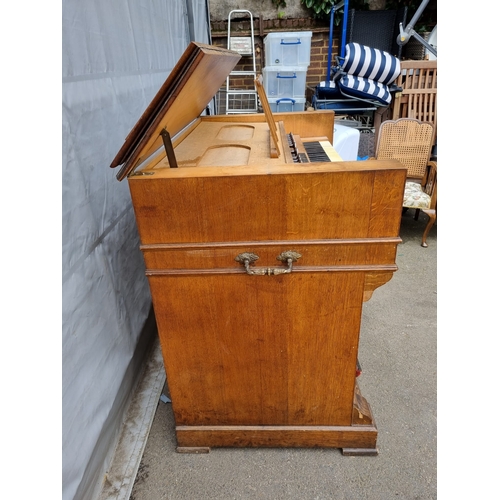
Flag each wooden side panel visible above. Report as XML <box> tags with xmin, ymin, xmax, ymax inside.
<box><xmin>284</xmin><ymin>272</ymin><xmax>365</xmax><ymax>425</ymax></box>
<box><xmin>128</xmin><ymin>167</ymin><xmax>404</xmax><ymax>245</ymax></box>
<box><xmin>149</xmin><ymin>271</ymin><xmax>365</xmax><ymax>427</ymax></box>
<box><xmin>368</xmin><ymin>169</ymin><xmax>407</xmax><ymax>237</ymax></box>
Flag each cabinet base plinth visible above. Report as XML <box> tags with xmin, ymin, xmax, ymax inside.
<box><xmin>175</xmin><ymin>424</ymin><xmax>377</xmax><ymax>452</ymax></box>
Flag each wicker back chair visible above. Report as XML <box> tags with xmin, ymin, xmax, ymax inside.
<box><xmin>375</xmin><ymin>118</ymin><xmax>437</xmax><ymax>247</ymax></box>
<box><xmin>375</xmin><ymin>118</ymin><xmax>433</xmax><ymax>181</ymax></box>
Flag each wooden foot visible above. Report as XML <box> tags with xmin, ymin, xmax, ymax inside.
<box><xmin>176</xmin><ymin>446</ymin><xmax>210</xmax><ymax>454</ymax></box>
<box><xmin>342</xmin><ymin>447</ymin><xmax>378</xmax><ymax>456</ymax></box>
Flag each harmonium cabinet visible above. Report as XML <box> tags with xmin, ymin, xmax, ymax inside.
<box><xmin>110</xmin><ymin>42</ymin><xmax>406</xmax><ymax>455</ymax></box>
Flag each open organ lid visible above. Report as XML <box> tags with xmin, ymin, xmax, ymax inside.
<box><xmin>110</xmin><ymin>42</ymin><xmax>241</xmax><ymax>180</ymax></box>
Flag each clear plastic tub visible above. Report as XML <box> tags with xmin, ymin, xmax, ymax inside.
<box><xmin>268</xmin><ymin>97</ymin><xmax>306</xmax><ymax>113</ymax></box>
<box><xmin>263</xmin><ymin>66</ymin><xmax>308</xmax><ymax>98</ymax></box>
<box><xmin>264</xmin><ymin>31</ymin><xmax>312</xmax><ymax>67</ymax></box>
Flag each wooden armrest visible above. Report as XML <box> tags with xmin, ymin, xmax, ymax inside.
<box><xmin>419</xmin><ymin>161</ymin><xmax>437</xmax><ymax>185</ymax></box>
<box><xmin>423</xmin><ymin>161</ymin><xmax>437</xmax><ymax>207</ymax></box>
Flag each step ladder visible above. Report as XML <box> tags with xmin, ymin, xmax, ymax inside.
<box><xmin>225</xmin><ymin>10</ymin><xmax>258</xmax><ymax>114</ymax></box>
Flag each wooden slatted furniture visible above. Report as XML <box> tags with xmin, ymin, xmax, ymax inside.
<box><xmin>391</xmin><ymin>60</ymin><xmax>437</xmax><ymax>146</ymax></box>
<box><xmin>110</xmin><ymin>42</ymin><xmax>407</xmax><ymax>455</ymax></box>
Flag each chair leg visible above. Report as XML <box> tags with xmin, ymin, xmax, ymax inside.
<box><xmin>414</xmin><ymin>208</ymin><xmax>420</xmax><ymax>221</ymax></box>
<box><xmin>420</xmin><ymin>209</ymin><xmax>436</xmax><ymax>247</ymax></box>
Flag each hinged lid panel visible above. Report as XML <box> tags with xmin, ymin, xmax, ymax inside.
<box><xmin>110</xmin><ymin>42</ymin><xmax>241</xmax><ymax>180</ymax></box>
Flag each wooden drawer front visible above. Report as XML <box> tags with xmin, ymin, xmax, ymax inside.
<box><xmin>141</xmin><ymin>239</ymin><xmax>400</xmax><ymax>273</ymax></box>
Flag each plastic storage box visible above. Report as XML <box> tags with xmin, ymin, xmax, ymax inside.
<box><xmin>264</xmin><ymin>31</ymin><xmax>312</xmax><ymax>67</ymax></box>
<box><xmin>268</xmin><ymin>97</ymin><xmax>306</xmax><ymax>113</ymax></box>
<box><xmin>263</xmin><ymin>66</ymin><xmax>308</xmax><ymax>98</ymax></box>
<box><xmin>333</xmin><ymin>123</ymin><xmax>360</xmax><ymax>161</ymax></box>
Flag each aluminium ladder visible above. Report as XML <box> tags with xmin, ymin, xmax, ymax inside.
<box><xmin>225</xmin><ymin>10</ymin><xmax>258</xmax><ymax>114</ymax></box>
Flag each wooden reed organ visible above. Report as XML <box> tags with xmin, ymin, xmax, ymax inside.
<box><xmin>110</xmin><ymin>42</ymin><xmax>406</xmax><ymax>455</ymax></box>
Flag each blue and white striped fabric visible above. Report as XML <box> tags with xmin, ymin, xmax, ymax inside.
<box><xmin>339</xmin><ymin>75</ymin><xmax>393</xmax><ymax>105</ymax></box>
<box><xmin>315</xmin><ymin>80</ymin><xmax>341</xmax><ymax>97</ymax></box>
<box><xmin>342</xmin><ymin>43</ymin><xmax>400</xmax><ymax>85</ymax></box>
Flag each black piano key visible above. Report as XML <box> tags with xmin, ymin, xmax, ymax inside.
<box><xmin>303</xmin><ymin>142</ymin><xmax>331</xmax><ymax>163</ymax></box>
<box><xmin>287</xmin><ymin>133</ymin><xmax>332</xmax><ymax>163</ymax></box>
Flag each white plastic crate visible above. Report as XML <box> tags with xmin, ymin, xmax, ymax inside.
<box><xmin>333</xmin><ymin>124</ymin><xmax>360</xmax><ymax>161</ymax></box>
<box><xmin>268</xmin><ymin>97</ymin><xmax>306</xmax><ymax>113</ymax></box>
<box><xmin>263</xmin><ymin>66</ymin><xmax>308</xmax><ymax>98</ymax></box>
<box><xmin>264</xmin><ymin>31</ymin><xmax>312</xmax><ymax>67</ymax></box>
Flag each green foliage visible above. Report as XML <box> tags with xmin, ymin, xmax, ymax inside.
<box><xmin>299</xmin><ymin>0</ymin><xmax>370</xmax><ymax>24</ymax></box>
<box><xmin>301</xmin><ymin>0</ymin><xmax>335</xmax><ymax>18</ymax></box>
<box><xmin>300</xmin><ymin>0</ymin><xmax>345</xmax><ymax>24</ymax></box>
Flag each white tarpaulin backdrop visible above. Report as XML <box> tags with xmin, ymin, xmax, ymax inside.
<box><xmin>62</xmin><ymin>2</ymin><xmax>210</xmax><ymax>499</ymax></box>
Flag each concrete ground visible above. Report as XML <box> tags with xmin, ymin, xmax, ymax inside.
<box><xmin>129</xmin><ymin>210</ymin><xmax>437</xmax><ymax>500</ymax></box>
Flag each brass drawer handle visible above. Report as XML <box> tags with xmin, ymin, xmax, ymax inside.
<box><xmin>235</xmin><ymin>251</ymin><xmax>301</xmax><ymax>276</ymax></box>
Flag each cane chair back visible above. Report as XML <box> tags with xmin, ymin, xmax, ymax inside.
<box><xmin>375</xmin><ymin>118</ymin><xmax>434</xmax><ymax>181</ymax></box>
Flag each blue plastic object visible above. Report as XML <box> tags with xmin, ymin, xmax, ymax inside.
<box><xmin>341</xmin><ymin>0</ymin><xmax>349</xmax><ymax>59</ymax></box>
<box><xmin>326</xmin><ymin>1</ymin><xmax>350</xmax><ymax>82</ymax></box>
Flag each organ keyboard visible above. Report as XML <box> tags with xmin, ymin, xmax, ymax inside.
<box><xmin>287</xmin><ymin>133</ymin><xmax>343</xmax><ymax>163</ymax></box>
